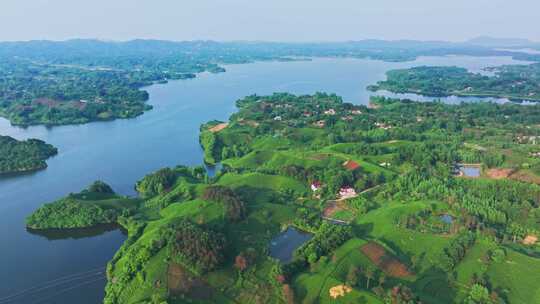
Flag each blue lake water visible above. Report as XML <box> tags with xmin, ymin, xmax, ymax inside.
<box><xmin>459</xmin><ymin>165</ymin><xmax>481</xmax><ymax>177</ymax></box>
<box><xmin>0</xmin><ymin>55</ymin><xmax>529</xmax><ymax>303</ymax></box>
<box><xmin>269</xmin><ymin>227</ymin><xmax>313</xmax><ymax>263</ymax></box>
<box><xmin>440</xmin><ymin>214</ymin><xmax>454</xmax><ymax>224</ymax></box>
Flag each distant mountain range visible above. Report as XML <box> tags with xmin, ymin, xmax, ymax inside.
<box><xmin>466</xmin><ymin>36</ymin><xmax>538</xmax><ymax>48</ymax></box>
<box><xmin>0</xmin><ymin>38</ymin><xmax>539</xmax><ymax>66</ymax></box>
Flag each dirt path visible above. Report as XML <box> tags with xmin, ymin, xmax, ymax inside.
<box><xmin>208</xmin><ymin>123</ymin><xmax>229</xmax><ymax>133</ymax></box>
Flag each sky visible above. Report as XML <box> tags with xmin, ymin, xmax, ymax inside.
<box><xmin>1</xmin><ymin>0</ymin><xmax>538</xmax><ymax>42</ymax></box>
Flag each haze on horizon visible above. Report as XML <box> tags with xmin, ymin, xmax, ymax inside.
<box><xmin>1</xmin><ymin>0</ymin><xmax>539</xmax><ymax>43</ymax></box>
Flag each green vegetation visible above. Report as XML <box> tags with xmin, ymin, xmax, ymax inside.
<box><xmin>29</xmin><ymin>93</ymin><xmax>540</xmax><ymax>303</ymax></box>
<box><xmin>168</xmin><ymin>221</ymin><xmax>226</xmax><ymax>274</ymax></box>
<box><xmin>3</xmin><ymin>39</ymin><xmax>540</xmax><ymax>126</ymax></box>
<box><xmin>369</xmin><ymin>64</ymin><xmax>540</xmax><ymax>101</ymax></box>
<box><xmin>0</xmin><ymin>135</ymin><xmax>57</xmax><ymax>174</ymax></box>
<box><xmin>136</xmin><ymin>167</ymin><xmax>182</xmax><ymax>198</ymax></box>
<box><xmin>26</xmin><ymin>181</ymin><xmax>139</xmax><ymax>229</ymax></box>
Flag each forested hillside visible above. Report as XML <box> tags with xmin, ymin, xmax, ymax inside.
<box><xmin>369</xmin><ymin>64</ymin><xmax>540</xmax><ymax>101</ymax></box>
<box><xmin>0</xmin><ymin>135</ymin><xmax>57</xmax><ymax>174</ymax></box>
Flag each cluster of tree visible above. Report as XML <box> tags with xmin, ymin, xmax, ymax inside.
<box><xmin>372</xmin><ymin>95</ymin><xmax>540</xmax><ymax>128</ymax></box>
<box><xmin>0</xmin><ymin>59</ymin><xmax>156</xmax><ymax>126</ymax></box>
<box><xmin>278</xmin><ymin>161</ymin><xmax>362</xmax><ymax>195</ymax></box>
<box><xmin>232</xmin><ymin>93</ymin><xmax>356</xmax><ymax>129</ymax></box>
<box><xmin>459</xmin><ymin>149</ymin><xmax>505</xmax><ymax>168</ymax></box>
<box><xmin>384</xmin><ymin>284</ymin><xmax>421</xmax><ymax>304</ymax></box>
<box><xmin>104</xmin><ymin>219</ymin><xmax>165</xmax><ymax>304</ymax></box>
<box><xmin>394</xmin><ymin>141</ymin><xmax>459</xmax><ymax>169</ymax></box>
<box><xmin>331</xmin><ymin>142</ymin><xmax>391</xmax><ymax>156</ymax></box>
<box><xmin>455</xmin><ymin>179</ymin><xmax>540</xmax><ymax>233</ymax></box>
<box><xmin>202</xmin><ymin>185</ymin><xmax>247</xmax><ymax>222</ymax></box>
<box><xmin>345</xmin><ymin>264</ymin><xmax>381</xmax><ymax>291</ymax></box>
<box><xmin>144</xmin><ymin>179</ymin><xmax>197</xmax><ymax>210</ymax></box>
<box><xmin>87</xmin><ymin>180</ymin><xmax>115</xmax><ymax>194</ymax></box>
<box><xmin>293</xmin><ymin>207</ymin><xmax>322</xmax><ymax>232</ymax></box>
<box><xmin>220</xmin><ymin>144</ymin><xmax>251</xmax><ymax>161</ymax></box>
<box><xmin>465</xmin><ymin>284</ymin><xmax>499</xmax><ymax>304</ymax></box>
<box><xmin>295</xmin><ymin>223</ymin><xmax>353</xmax><ymax>266</ymax></box>
<box><xmin>199</xmin><ymin>130</ymin><xmax>219</xmax><ymax>164</ymax></box>
<box><xmin>396</xmin><ymin>209</ymin><xmax>453</xmax><ymax>234</ymax></box>
<box><xmin>439</xmin><ymin>232</ymin><xmax>476</xmax><ymax>271</ymax></box>
<box><xmin>26</xmin><ymin>198</ymin><xmax>119</xmax><ymax>229</ymax></box>
<box><xmin>135</xmin><ymin>167</ymin><xmax>187</xmax><ymax>198</ymax></box>
<box><xmin>167</xmin><ymin>221</ymin><xmax>226</xmax><ymax>274</ymax></box>
<box><xmin>0</xmin><ymin>135</ymin><xmax>57</xmax><ymax>174</ymax></box>
<box><xmin>234</xmin><ymin>248</ymin><xmax>258</xmax><ymax>273</ymax></box>
<box><xmin>369</xmin><ymin>64</ymin><xmax>540</xmax><ymax>101</ymax></box>
<box><xmin>26</xmin><ymin>180</ymin><xmax>137</xmax><ymax>229</ymax></box>
<box><xmin>277</xmin><ymin>160</ymin><xmax>385</xmax><ymax>197</ymax></box>
<box><xmin>391</xmin><ymin>169</ymin><xmax>540</xmax><ymax>242</ymax></box>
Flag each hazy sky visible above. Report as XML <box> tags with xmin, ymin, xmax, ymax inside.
<box><xmin>1</xmin><ymin>0</ymin><xmax>538</xmax><ymax>42</ymax></box>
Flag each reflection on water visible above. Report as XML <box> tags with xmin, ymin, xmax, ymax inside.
<box><xmin>269</xmin><ymin>227</ymin><xmax>313</xmax><ymax>263</ymax></box>
<box><xmin>205</xmin><ymin>163</ymin><xmax>223</xmax><ymax>178</ymax></box>
<box><xmin>439</xmin><ymin>214</ymin><xmax>454</xmax><ymax>224</ymax></box>
<box><xmin>27</xmin><ymin>223</ymin><xmax>125</xmax><ymax>241</ymax></box>
<box><xmin>0</xmin><ymin>169</ymin><xmax>40</xmax><ymax>181</ymax></box>
<box><xmin>459</xmin><ymin>165</ymin><xmax>481</xmax><ymax>177</ymax></box>
<box><xmin>376</xmin><ymin>90</ymin><xmax>512</xmax><ymax>104</ymax></box>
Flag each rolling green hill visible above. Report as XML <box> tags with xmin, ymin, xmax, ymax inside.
<box><xmin>27</xmin><ymin>93</ymin><xmax>540</xmax><ymax>304</ymax></box>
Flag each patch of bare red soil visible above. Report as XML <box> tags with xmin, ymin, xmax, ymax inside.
<box><xmin>323</xmin><ymin>200</ymin><xmax>348</xmax><ymax>218</ymax></box>
<box><xmin>168</xmin><ymin>263</ymin><xmax>213</xmax><ymax>300</ymax></box>
<box><xmin>208</xmin><ymin>123</ymin><xmax>228</xmax><ymax>133</ymax></box>
<box><xmin>360</xmin><ymin>242</ymin><xmax>412</xmax><ymax>278</ymax></box>
<box><xmin>523</xmin><ymin>235</ymin><xmax>538</xmax><ymax>245</ymax></box>
<box><xmin>32</xmin><ymin>98</ymin><xmax>60</xmax><ymax>107</ymax></box>
<box><xmin>486</xmin><ymin>168</ymin><xmax>514</xmax><ymax>179</ymax></box>
<box><xmin>509</xmin><ymin>170</ymin><xmax>540</xmax><ymax>185</ymax></box>
<box><xmin>343</xmin><ymin>160</ymin><xmax>360</xmax><ymax>171</ymax></box>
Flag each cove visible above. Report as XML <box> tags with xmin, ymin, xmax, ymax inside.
<box><xmin>0</xmin><ymin>55</ymin><xmax>529</xmax><ymax>302</ymax></box>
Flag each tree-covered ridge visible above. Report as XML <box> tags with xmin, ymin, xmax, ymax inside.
<box><xmin>0</xmin><ymin>135</ymin><xmax>57</xmax><ymax>174</ymax></box>
<box><xmin>368</xmin><ymin>64</ymin><xmax>540</xmax><ymax>101</ymax></box>
<box><xmin>28</xmin><ymin>94</ymin><xmax>540</xmax><ymax>304</ymax></box>
<box><xmin>26</xmin><ymin>181</ymin><xmax>139</xmax><ymax>229</ymax></box>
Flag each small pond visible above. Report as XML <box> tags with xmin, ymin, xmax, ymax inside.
<box><xmin>439</xmin><ymin>214</ymin><xmax>454</xmax><ymax>224</ymax></box>
<box><xmin>459</xmin><ymin>165</ymin><xmax>481</xmax><ymax>177</ymax></box>
<box><xmin>205</xmin><ymin>162</ymin><xmax>223</xmax><ymax>178</ymax></box>
<box><xmin>269</xmin><ymin>227</ymin><xmax>313</xmax><ymax>263</ymax></box>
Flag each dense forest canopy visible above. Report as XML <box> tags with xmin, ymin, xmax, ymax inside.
<box><xmin>369</xmin><ymin>64</ymin><xmax>540</xmax><ymax>101</ymax></box>
<box><xmin>26</xmin><ymin>181</ymin><xmax>139</xmax><ymax>229</ymax></box>
<box><xmin>0</xmin><ymin>135</ymin><xmax>57</xmax><ymax>174</ymax></box>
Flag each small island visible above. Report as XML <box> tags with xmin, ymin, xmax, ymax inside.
<box><xmin>26</xmin><ymin>181</ymin><xmax>139</xmax><ymax>229</ymax></box>
<box><xmin>0</xmin><ymin>135</ymin><xmax>58</xmax><ymax>175</ymax></box>
<box><xmin>368</xmin><ymin>64</ymin><xmax>540</xmax><ymax>101</ymax></box>
<box><xmin>28</xmin><ymin>93</ymin><xmax>540</xmax><ymax>304</ymax></box>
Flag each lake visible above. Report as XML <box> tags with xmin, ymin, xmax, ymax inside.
<box><xmin>269</xmin><ymin>227</ymin><xmax>313</xmax><ymax>263</ymax></box>
<box><xmin>0</xmin><ymin>55</ymin><xmax>529</xmax><ymax>303</ymax></box>
<box><xmin>439</xmin><ymin>214</ymin><xmax>454</xmax><ymax>224</ymax></box>
<box><xmin>458</xmin><ymin>165</ymin><xmax>482</xmax><ymax>178</ymax></box>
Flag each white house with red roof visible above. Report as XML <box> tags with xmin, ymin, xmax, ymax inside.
<box><xmin>339</xmin><ymin>187</ymin><xmax>357</xmax><ymax>199</ymax></box>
